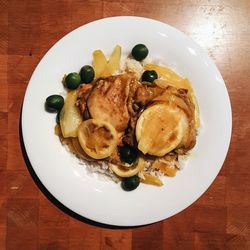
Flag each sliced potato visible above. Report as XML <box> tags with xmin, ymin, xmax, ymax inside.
<box><xmin>60</xmin><ymin>90</ymin><xmax>82</xmax><ymax>138</ymax></box>
<box><xmin>154</xmin><ymin>78</ymin><xmax>192</xmax><ymax>92</ymax></box>
<box><xmin>178</xmin><ymin>78</ymin><xmax>193</xmax><ymax>92</ymax></box>
<box><xmin>144</xmin><ymin>64</ymin><xmax>183</xmax><ymax>83</ymax></box>
<box><xmin>54</xmin><ymin>124</ymin><xmax>61</xmax><ymax>136</ymax></box>
<box><xmin>100</xmin><ymin>66</ymin><xmax>112</xmax><ymax>78</ymax></box>
<box><xmin>92</xmin><ymin>50</ymin><xmax>108</xmax><ymax>78</ymax></box>
<box><xmin>155</xmin><ymin>78</ymin><xmax>192</xmax><ymax>91</ymax></box>
<box><xmin>106</xmin><ymin>45</ymin><xmax>121</xmax><ymax>75</ymax></box>
<box><xmin>191</xmin><ymin>92</ymin><xmax>200</xmax><ymax>128</ymax></box>
<box><xmin>78</xmin><ymin>119</ymin><xmax>118</xmax><ymax>159</ymax></box>
<box><xmin>154</xmin><ymin>79</ymin><xmax>173</xmax><ymax>89</ymax></box>
<box><xmin>152</xmin><ymin>160</ymin><xmax>177</xmax><ymax>177</ymax></box>
<box><xmin>92</xmin><ymin>45</ymin><xmax>122</xmax><ymax>78</ymax></box>
<box><xmin>109</xmin><ymin>157</ymin><xmax>145</xmax><ymax>178</ymax></box>
<box><xmin>55</xmin><ymin>125</ymin><xmax>73</xmax><ymax>147</ymax></box>
<box><xmin>140</xmin><ymin>173</ymin><xmax>163</xmax><ymax>186</ymax></box>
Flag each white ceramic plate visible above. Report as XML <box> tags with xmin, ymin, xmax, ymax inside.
<box><xmin>22</xmin><ymin>16</ymin><xmax>232</xmax><ymax>226</ymax></box>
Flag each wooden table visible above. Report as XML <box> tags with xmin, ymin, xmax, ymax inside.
<box><xmin>1</xmin><ymin>0</ymin><xmax>249</xmax><ymax>249</ymax></box>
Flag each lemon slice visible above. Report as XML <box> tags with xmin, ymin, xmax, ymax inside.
<box><xmin>136</xmin><ymin>104</ymin><xmax>185</xmax><ymax>156</ymax></box>
<box><xmin>109</xmin><ymin>157</ymin><xmax>145</xmax><ymax>178</ymax></box>
<box><xmin>78</xmin><ymin>119</ymin><xmax>118</xmax><ymax>159</ymax></box>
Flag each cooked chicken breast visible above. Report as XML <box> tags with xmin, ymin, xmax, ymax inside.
<box><xmin>87</xmin><ymin>75</ymin><xmax>132</xmax><ymax>132</ymax></box>
<box><xmin>134</xmin><ymin>85</ymin><xmax>164</xmax><ymax>106</ymax></box>
<box><xmin>76</xmin><ymin>84</ymin><xmax>93</xmax><ymax>114</ymax></box>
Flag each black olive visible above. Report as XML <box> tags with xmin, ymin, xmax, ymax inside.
<box><xmin>132</xmin><ymin>44</ymin><xmax>149</xmax><ymax>61</ymax></box>
<box><xmin>141</xmin><ymin>70</ymin><xmax>158</xmax><ymax>83</ymax></box>
<box><xmin>80</xmin><ymin>65</ymin><xmax>95</xmax><ymax>83</ymax></box>
<box><xmin>119</xmin><ymin>144</ymin><xmax>138</xmax><ymax>165</ymax></box>
<box><xmin>45</xmin><ymin>95</ymin><xmax>64</xmax><ymax>112</ymax></box>
<box><xmin>56</xmin><ymin>111</ymin><xmax>61</xmax><ymax>124</ymax></box>
<box><xmin>122</xmin><ymin>175</ymin><xmax>140</xmax><ymax>191</ymax></box>
<box><xmin>65</xmin><ymin>72</ymin><xmax>81</xmax><ymax>89</ymax></box>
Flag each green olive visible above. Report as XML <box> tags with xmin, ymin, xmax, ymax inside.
<box><xmin>132</xmin><ymin>44</ymin><xmax>149</xmax><ymax>61</ymax></box>
<box><xmin>141</xmin><ymin>70</ymin><xmax>158</xmax><ymax>83</ymax></box>
<box><xmin>122</xmin><ymin>176</ymin><xmax>140</xmax><ymax>191</ymax></box>
<box><xmin>65</xmin><ymin>72</ymin><xmax>81</xmax><ymax>89</ymax></box>
<box><xmin>118</xmin><ymin>144</ymin><xmax>138</xmax><ymax>165</ymax></box>
<box><xmin>80</xmin><ymin>65</ymin><xmax>95</xmax><ymax>83</ymax></box>
<box><xmin>45</xmin><ymin>95</ymin><xmax>64</xmax><ymax>112</ymax></box>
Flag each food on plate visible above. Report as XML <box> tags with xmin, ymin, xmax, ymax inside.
<box><xmin>93</xmin><ymin>45</ymin><xmax>121</xmax><ymax>78</ymax></box>
<box><xmin>121</xmin><ymin>175</ymin><xmax>140</xmax><ymax>191</ymax></box>
<box><xmin>45</xmin><ymin>44</ymin><xmax>200</xmax><ymax>191</ymax></box>
<box><xmin>118</xmin><ymin>144</ymin><xmax>138</xmax><ymax>165</ymax></box>
<box><xmin>78</xmin><ymin>119</ymin><xmax>118</xmax><ymax>159</ymax></box>
<box><xmin>59</xmin><ymin>90</ymin><xmax>82</xmax><ymax>138</ymax></box>
<box><xmin>140</xmin><ymin>172</ymin><xmax>163</xmax><ymax>186</ymax></box>
<box><xmin>105</xmin><ymin>45</ymin><xmax>121</xmax><ymax>75</ymax></box>
<box><xmin>92</xmin><ymin>50</ymin><xmax>107</xmax><ymax>78</ymax></box>
<box><xmin>136</xmin><ymin>103</ymin><xmax>187</xmax><ymax>156</ymax></box>
<box><xmin>131</xmin><ymin>44</ymin><xmax>149</xmax><ymax>61</ymax></box>
<box><xmin>109</xmin><ymin>157</ymin><xmax>145</xmax><ymax>178</ymax></box>
<box><xmin>86</xmin><ymin>75</ymin><xmax>131</xmax><ymax>132</ymax></box>
<box><xmin>144</xmin><ymin>63</ymin><xmax>183</xmax><ymax>84</ymax></box>
<box><xmin>65</xmin><ymin>72</ymin><xmax>81</xmax><ymax>89</ymax></box>
<box><xmin>45</xmin><ymin>95</ymin><xmax>64</xmax><ymax>112</ymax></box>
<box><xmin>80</xmin><ymin>65</ymin><xmax>95</xmax><ymax>83</ymax></box>
<box><xmin>141</xmin><ymin>70</ymin><xmax>158</xmax><ymax>83</ymax></box>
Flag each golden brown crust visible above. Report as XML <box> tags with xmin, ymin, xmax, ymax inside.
<box><xmin>76</xmin><ymin>84</ymin><xmax>93</xmax><ymax>115</ymax></box>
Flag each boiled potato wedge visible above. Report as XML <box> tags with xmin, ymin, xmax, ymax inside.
<box><xmin>60</xmin><ymin>90</ymin><xmax>82</xmax><ymax>138</ymax></box>
<box><xmin>140</xmin><ymin>173</ymin><xmax>163</xmax><ymax>186</ymax></box>
<box><xmin>92</xmin><ymin>45</ymin><xmax>122</xmax><ymax>78</ymax></box>
<box><xmin>152</xmin><ymin>160</ymin><xmax>177</xmax><ymax>177</ymax></box>
<box><xmin>106</xmin><ymin>45</ymin><xmax>121</xmax><ymax>75</ymax></box>
<box><xmin>92</xmin><ymin>50</ymin><xmax>108</xmax><ymax>78</ymax></box>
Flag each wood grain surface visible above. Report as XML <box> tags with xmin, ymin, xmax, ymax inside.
<box><xmin>0</xmin><ymin>0</ymin><xmax>249</xmax><ymax>249</ymax></box>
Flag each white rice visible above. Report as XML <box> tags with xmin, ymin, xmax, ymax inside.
<box><xmin>122</xmin><ymin>58</ymin><xmax>144</xmax><ymax>77</ymax></box>
<box><xmin>80</xmin><ymin>160</ymin><xmax>120</xmax><ymax>183</ymax></box>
